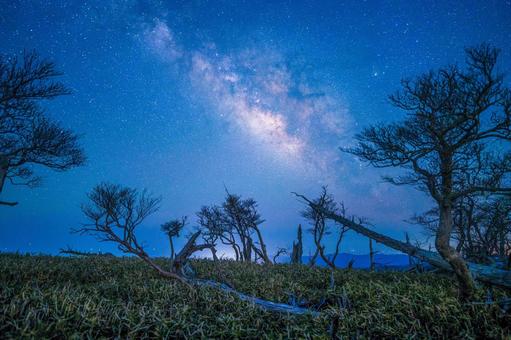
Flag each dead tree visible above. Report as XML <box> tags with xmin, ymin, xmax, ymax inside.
<box><xmin>290</xmin><ymin>224</ymin><xmax>303</xmax><ymax>264</ymax></box>
<box><xmin>295</xmin><ymin>192</ymin><xmax>511</xmax><ymax>290</ymax></box>
<box><xmin>301</xmin><ymin>187</ymin><xmax>348</xmax><ymax>270</ymax></box>
<box><xmin>273</xmin><ymin>248</ymin><xmax>287</xmax><ymax>263</ymax></box>
<box><xmin>0</xmin><ymin>51</ymin><xmax>85</xmax><ymax>206</ymax></box>
<box><xmin>344</xmin><ymin>44</ymin><xmax>511</xmax><ymax>299</ymax></box>
<box><xmin>171</xmin><ymin>230</ymin><xmax>216</xmax><ymax>275</ymax></box>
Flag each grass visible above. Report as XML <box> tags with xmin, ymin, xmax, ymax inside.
<box><xmin>0</xmin><ymin>253</ymin><xmax>509</xmax><ymax>339</ymax></box>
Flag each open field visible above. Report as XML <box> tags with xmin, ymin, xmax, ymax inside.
<box><xmin>0</xmin><ymin>253</ymin><xmax>509</xmax><ymax>339</ymax></box>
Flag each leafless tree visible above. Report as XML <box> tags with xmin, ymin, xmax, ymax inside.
<box><xmin>345</xmin><ymin>44</ymin><xmax>511</xmax><ymax>298</ymax></box>
<box><xmin>197</xmin><ymin>205</ymin><xmax>238</xmax><ymax>260</ymax></box>
<box><xmin>301</xmin><ymin>187</ymin><xmax>348</xmax><ymax>270</ymax></box>
<box><xmin>76</xmin><ymin>183</ymin><xmax>210</xmax><ymax>286</ymax></box>
<box><xmin>413</xmin><ymin>195</ymin><xmax>511</xmax><ymax>267</ymax></box>
<box><xmin>198</xmin><ymin>191</ymin><xmax>272</xmax><ymax>265</ymax></box>
<box><xmin>273</xmin><ymin>247</ymin><xmax>288</xmax><ymax>263</ymax></box>
<box><xmin>0</xmin><ymin>51</ymin><xmax>85</xmax><ymax>206</ymax></box>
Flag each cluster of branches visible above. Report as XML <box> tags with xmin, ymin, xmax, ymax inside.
<box><xmin>197</xmin><ymin>191</ymin><xmax>272</xmax><ymax>265</ymax></box>
<box><xmin>414</xmin><ymin>194</ymin><xmax>511</xmax><ymax>268</ymax></box>
<box><xmin>0</xmin><ymin>51</ymin><xmax>85</xmax><ymax>206</ymax></box>
<box><xmin>75</xmin><ymin>183</ymin><xmax>214</xmax><ymax>284</ymax></box>
<box><xmin>299</xmin><ymin>187</ymin><xmax>349</xmax><ymax>270</ymax></box>
<box><xmin>344</xmin><ymin>44</ymin><xmax>511</xmax><ymax>299</ymax></box>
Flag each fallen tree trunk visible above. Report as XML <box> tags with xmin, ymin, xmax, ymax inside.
<box><xmin>193</xmin><ymin>279</ymin><xmax>320</xmax><ymax>316</ymax></box>
<box><xmin>294</xmin><ymin>193</ymin><xmax>511</xmax><ymax>290</ymax></box>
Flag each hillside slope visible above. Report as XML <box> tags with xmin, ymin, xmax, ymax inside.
<box><xmin>0</xmin><ymin>254</ymin><xmax>509</xmax><ymax>338</ymax></box>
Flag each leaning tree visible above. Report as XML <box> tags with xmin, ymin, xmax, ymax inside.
<box><xmin>198</xmin><ymin>191</ymin><xmax>272</xmax><ymax>264</ymax></box>
<box><xmin>76</xmin><ymin>183</ymin><xmax>213</xmax><ymax>285</ymax></box>
<box><xmin>345</xmin><ymin>44</ymin><xmax>511</xmax><ymax>298</ymax></box>
<box><xmin>0</xmin><ymin>51</ymin><xmax>85</xmax><ymax>206</ymax></box>
<box><xmin>301</xmin><ymin>187</ymin><xmax>348</xmax><ymax>269</ymax></box>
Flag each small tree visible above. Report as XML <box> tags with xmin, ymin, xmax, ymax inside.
<box><xmin>0</xmin><ymin>51</ymin><xmax>85</xmax><ymax>206</ymax></box>
<box><xmin>161</xmin><ymin>217</ymin><xmax>187</xmax><ymax>261</ymax></box>
<box><xmin>76</xmin><ymin>183</ymin><xmax>208</xmax><ymax>285</ymax></box>
<box><xmin>197</xmin><ymin>205</ymin><xmax>238</xmax><ymax>260</ymax></box>
<box><xmin>198</xmin><ymin>191</ymin><xmax>272</xmax><ymax>265</ymax></box>
<box><xmin>301</xmin><ymin>187</ymin><xmax>348</xmax><ymax>270</ymax></box>
<box><xmin>345</xmin><ymin>44</ymin><xmax>511</xmax><ymax>299</ymax></box>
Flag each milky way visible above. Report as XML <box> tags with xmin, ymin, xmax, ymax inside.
<box><xmin>1</xmin><ymin>0</ymin><xmax>510</xmax><ymax>257</ymax></box>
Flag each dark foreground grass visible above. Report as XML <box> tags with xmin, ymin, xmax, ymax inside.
<box><xmin>0</xmin><ymin>254</ymin><xmax>509</xmax><ymax>339</ymax></box>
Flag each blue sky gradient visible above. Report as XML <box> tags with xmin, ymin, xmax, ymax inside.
<box><xmin>1</xmin><ymin>0</ymin><xmax>510</xmax><ymax>257</ymax></box>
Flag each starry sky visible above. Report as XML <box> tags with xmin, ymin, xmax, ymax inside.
<box><xmin>1</xmin><ymin>0</ymin><xmax>511</xmax><ymax>257</ymax></box>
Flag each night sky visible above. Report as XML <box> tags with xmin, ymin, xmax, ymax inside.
<box><xmin>1</xmin><ymin>0</ymin><xmax>511</xmax><ymax>257</ymax></box>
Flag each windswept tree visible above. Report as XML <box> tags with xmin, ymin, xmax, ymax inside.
<box><xmin>76</xmin><ymin>183</ymin><xmax>209</xmax><ymax>284</ymax></box>
<box><xmin>301</xmin><ymin>187</ymin><xmax>348</xmax><ymax>269</ymax></box>
<box><xmin>161</xmin><ymin>216</ymin><xmax>187</xmax><ymax>262</ymax></box>
<box><xmin>345</xmin><ymin>44</ymin><xmax>511</xmax><ymax>298</ymax></box>
<box><xmin>414</xmin><ymin>195</ymin><xmax>511</xmax><ymax>267</ymax></box>
<box><xmin>197</xmin><ymin>191</ymin><xmax>272</xmax><ymax>264</ymax></box>
<box><xmin>197</xmin><ymin>205</ymin><xmax>236</xmax><ymax>261</ymax></box>
<box><xmin>0</xmin><ymin>51</ymin><xmax>85</xmax><ymax>206</ymax></box>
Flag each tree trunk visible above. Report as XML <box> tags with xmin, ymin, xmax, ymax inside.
<box><xmin>0</xmin><ymin>155</ymin><xmax>7</xmax><ymax>193</ymax></box>
<box><xmin>309</xmin><ymin>247</ymin><xmax>319</xmax><ymax>267</ymax></box>
<box><xmin>369</xmin><ymin>238</ymin><xmax>375</xmax><ymax>272</ymax></box>
<box><xmin>211</xmin><ymin>247</ymin><xmax>219</xmax><ymax>261</ymax></box>
<box><xmin>0</xmin><ymin>155</ymin><xmax>17</xmax><ymax>206</ymax></box>
<box><xmin>253</xmin><ymin>226</ymin><xmax>272</xmax><ymax>265</ymax></box>
<box><xmin>169</xmin><ymin>236</ymin><xmax>175</xmax><ymax>260</ymax></box>
<box><xmin>296</xmin><ymin>193</ymin><xmax>511</xmax><ymax>290</ymax></box>
<box><xmin>436</xmin><ymin>203</ymin><xmax>475</xmax><ymax>299</ymax></box>
<box><xmin>291</xmin><ymin>224</ymin><xmax>303</xmax><ymax>264</ymax></box>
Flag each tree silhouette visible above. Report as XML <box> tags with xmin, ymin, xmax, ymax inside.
<box><xmin>346</xmin><ymin>44</ymin><xmax>511</xmax><ymax>299</ymax></box>
<box><xmin>0</xmin><ymin>51</ymin><xmax>85</xmax><ymax>206</ymax></box>
<box><xmin>161</xmin><ymin>216</ymin><xmax>187</xmax><ymax>261</ymax></box>
<box><xmin>197</xmin><ymin>191</ymin><xmax>272</xmax><ymax>264</ymax></box>
<box><xmin>301</xmin><ymin>187</ymin><xmax>348</xmax><ymax>270</ymax></box>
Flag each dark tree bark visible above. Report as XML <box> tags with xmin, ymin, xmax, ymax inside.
<box><xmin>343</xmin><ymin>45</ymin><xmax>511</xmax><ymax>299</ymax></box>
<box><xmin>0</xmin><ymin>51</ymin><xmax>85</xmax><ymax>206</ymax></box>
<box><xmin>295</xmin><ymin>192</ymin><xmax>511</xmax><ymax>290</ymax></box>
<box><xmin>291</xmin><ymin>224</ymin><xmax>303</xmax><ymax>264</ymax></box>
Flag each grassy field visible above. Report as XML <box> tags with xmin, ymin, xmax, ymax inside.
<box><xmin>0</xmin><ymin>253</ymin><xmax>509</xmax><ymax>339</ymax></box>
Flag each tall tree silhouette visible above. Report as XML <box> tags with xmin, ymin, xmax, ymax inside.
<box><xmin>0</xmin><ymin>51</ymin><xmax>85</xmax><ymax>206</ymax></box>
<box><xmin>346</xmin><ymin>44</ymin><xmax>511</xmax><ymax>299</ymax></box>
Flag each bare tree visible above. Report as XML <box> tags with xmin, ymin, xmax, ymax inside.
<box><xmin>197</xmin><ymin>191</ymin><xmax>272</xmax><ymax>265</ymax></box>
<box><xmin>413</xmin><ymin>195</ymin><xmax>511</xmax><ymax>266</ymax></box>
<box><xmin>76</xmin><ymin>183</ymin><xmax>199</xmax><ymax>285</ymax></box>
<box><xmin>222</xmin><ymin>192</ymin><xmax>272</xmax><ymax>264</ymax></box>
<box><xmin>197</xmin><ymin>205</ymin><xmax>239</xmax><ymax>261</ymax></box>
<box><xmin>345</xmin><ymin>44</ymin><xmax>511</xmax><ymax>298</ymax></box>
<box><xmin>273</xmin><ymin>247</ymin><xmax>288</xmax><ymax>263</ymax></box>
<box><xmin>170</xmin><ymin>230</ymin><xmax>216</xmax><ymax>275</ymax></box>
<box><xmin>0</xmin><ymin>51</ymin><xmax>85</xmax><ymax>206</ymax></box>
<box><xmin>301</xmin><ymin>187</ymin><xmax>348</xmax><ymax>270</ymax></box>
